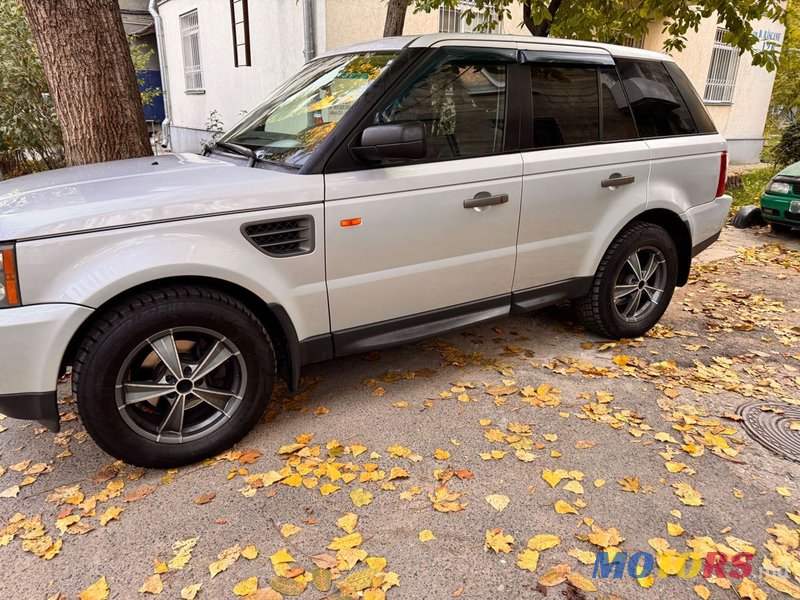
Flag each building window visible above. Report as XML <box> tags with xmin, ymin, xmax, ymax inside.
<box><xmin>704</xmin><ymin>28</ymin><xmax>739</xmax><ymax>104</ymax></box>
<box><xmin>621</xmin><ymin>34</ymin><xmax>645</xmax><ymax>49</ymax></box>
<box><xmin>180</xmin><ymin>10</ymin><xmax>204</xmax><ymax>91</ymax></box>
<box><xmin>230</xmin><ymin>0</ymin><xmax>251</xmax><ymax>67</ymax></box>
<box><xmin>438</xmin><ymin>4</ymin><xmax>503</xmax><ymax>33</ymax></box>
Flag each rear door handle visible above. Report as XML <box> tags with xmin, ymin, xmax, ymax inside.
<box><xmin>464</xmin><ymin>193</ymin><xmax>509</xmax><ymax>209</ymax></box>
<box><xmin>601</xmin><ymin>174</ymin><xmax>636</xmax><ymax>188</ymax></box>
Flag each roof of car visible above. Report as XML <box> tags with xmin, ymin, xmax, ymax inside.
<box><xmin>320</xmin><ymin>33</ymin><xmax>672</xmax><ymax>62</ymax></box>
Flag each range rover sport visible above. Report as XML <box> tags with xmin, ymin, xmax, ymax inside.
<box><xmin>0</xmin><ymin>34</ymin><xmax>731</xmax><ymax>467</ymax></box>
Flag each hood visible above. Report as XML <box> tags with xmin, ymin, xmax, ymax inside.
<box><xmin>0</xmin><ymin>153</ymin><xmax>322</xmax><ymax>241</ymax></box>
<box><xmin>777</xmin><ymin>162</ymin><xmax>800</xmax><ymax>178</ymax></box>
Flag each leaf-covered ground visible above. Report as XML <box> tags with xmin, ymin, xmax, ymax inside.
<box><xmin>1</xmin><ymin>227</ymin><xmax>800</xmax><ymax>600</ymax></box>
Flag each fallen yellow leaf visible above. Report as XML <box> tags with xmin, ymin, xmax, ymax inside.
<box><xmin>486</xmin><ymin>494</ymin><xmax>510</xmax><ymax>512</ymax></box>
<box><xmin>79</xmin><ymin>577</ymin><xmax>110</xmax><ymax>600</ymax></box>
<box><xmin>516</xmin><ymin>549</ymin><xmax>539</xmax><ymax>572</ymax></box>
<box><xmin>337</xmin><ymin>512</ymin><xmax>358</xmax><ymax>534</ymax></box>
<box><xmin>180</xmin><ymin>583</ymin><xmax>202</xmax><ymax>600</ymax></box>
<box><xmin>319</xmin><ymin>483</ymin><xmax>341</xmax><ymax>496</ymax></box>
<box><xmin>139</xmin><ymin>574</ymin><xmax>163</xmax><ymax>595</ymax></box>
<box><xmin>209</xmin><ymin>546</ymin><xmax>241</xmax><ymax>577</ymax></box>
<box><xmin>554</xmin><ymin>500</ymin><xmax>578</xmax><ymax>515</ymax></box>
<box><xmin>667</xmin><ymin>522</ymin><xmax>685</xmax><ymax>536</ymax></box>
<box><xmin>269</xmin><ymin>548</ymin><xmax>296</xmax><ymax>566</ymax></box>
<box><xmin>527</xmin><ymin>534</ymin><xmax>560</xmax><ymax>551</ymax></box>
<box><xmin>350</xmin><ymin>488</ymin><xmax>373</xmax><ymax>507</ymax></box>
<box><xmin>484</xmin><ymin>528</ymin><xmax>514</xmax><ymax>553</ymax></box>
<box><xmin>232</xmin><ymin>577</ymin><xmax>258</xmax><ymax>597</ymax></box>
<box><xmin>567</xmin><ymin>571</ymin><xmax>597</xmax><ymax>592</ymax></box>
<box><xmin>618</xmin><ymin>476</ymin><xmax>640</xmax><ymax>493</ymax></box>
<box><xmin>328</xmin><ymin>532</ymin><xmax>363</xmax><ymax>551</ymax></box>
<box><xmin>419</xmin><ymin>529</ymin><xmax>435</xmax><ymax>542</ymax></box>
<box><xmin>693</xmin><ymin>583</ymin><xmax>710</xmax><ymax>599</ymax></box>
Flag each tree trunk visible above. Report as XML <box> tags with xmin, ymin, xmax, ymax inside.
<box><xmin>19</xmin><ymin>0</ymin><xmax>151</xmax><ymax>166</ymax></box>
<box><xmin>384</xmin><ymin>0</ymin><xmax>409</xmax><ymax>37</ymax></box>
<box><xmin>523</xmin><ymin>0</ymin><xmax>564</xmax><ymax>37</ymax></box>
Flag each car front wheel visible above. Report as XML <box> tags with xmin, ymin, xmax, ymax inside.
<box><xmin>73</xmin><ymin>286</ymin><xmax>274</xmax><ymax>468</ymax></box>
<box><xmin>574</xmin><ymin>222</ymin><xmax>678</xmax><ymax>339</ymax></box>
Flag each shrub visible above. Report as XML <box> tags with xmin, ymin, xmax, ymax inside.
<box><xmin>0</xmin><ymin>0</ymin><xmax>64</xmax><ymax>178</ymax></box>
<box><xmin>773</xmin><ymin>119</ymin><xmax>800</xmax><ymax>167</ymax></box>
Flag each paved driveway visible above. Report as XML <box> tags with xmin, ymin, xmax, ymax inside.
<box><xmin>1</xmin><ymin>226</ymin><xmax>799</xmax><ymax>599</ymax></box>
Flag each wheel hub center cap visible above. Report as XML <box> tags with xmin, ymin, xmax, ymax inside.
<box><xmin>637</xmin><ymin>280</ymin><xmax>645</xmax><ymax>289</ymax></box>
<box><xmin>175</xmin><ymin>378</ymin><xmax>194</xmax><ymax>394</ymax></box>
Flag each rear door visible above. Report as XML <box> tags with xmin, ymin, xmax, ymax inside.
<box><xmin>324</xmin><ymin>46</ymin><xmax>523</xmax><ymax>348</ymax></box>
<box><xmin>512</xmin><ymin>47</ymin><xmax>651</xmax><ymax>308</ymax></box>
<box><xmin>615</xmin><ymin>58</ymin><xmax>726</xmax><ymax>218</ymax></box>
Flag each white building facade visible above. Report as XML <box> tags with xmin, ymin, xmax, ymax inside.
<box><xmin>154</xmin><ymin>0</ymin><xmax>784</xmax><ymax>164</ymax></box>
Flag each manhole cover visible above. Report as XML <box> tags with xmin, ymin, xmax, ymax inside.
<box><xmin>738</xmin><ymin>402</ymin><xmax>800</xmax><ymax>463</ymax></box>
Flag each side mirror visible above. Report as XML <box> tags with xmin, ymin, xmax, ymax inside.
<box><xmin>352</xmin><ymin>122</ymin><xmax>426</xmax><ymax>163</ymax></box>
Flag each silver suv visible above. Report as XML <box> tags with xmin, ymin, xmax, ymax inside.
<box><xmin>0</xmin><ymin>34</ymin><xmax>731</xmax><ymax>467</ymax></box>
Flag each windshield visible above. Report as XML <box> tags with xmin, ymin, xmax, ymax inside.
<box><xmin>221</xmin><ymin>52</ymin><xmax>397</xmax><ymax>166</ymax></box>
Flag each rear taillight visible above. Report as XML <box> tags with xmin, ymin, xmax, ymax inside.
<box><xmin>716</xmin><ymin>151</ymin><xmax>727</xmax><ymax>198</ymax></box>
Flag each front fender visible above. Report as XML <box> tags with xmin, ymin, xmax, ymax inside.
<box><xmin>16</xmin><ymin>206</ymin><xmax>329</xmax><ymax>341</ymax></box>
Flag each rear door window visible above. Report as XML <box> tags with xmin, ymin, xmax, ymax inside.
<box><xmin>527</xmin><ymin>62</ymin><xmax>637</xmax><ymax>149</ymax></box>
<box><xmin>616</xmin><ymin>58</ymin><xmax>698</xmax><ymax>137</ymax></box>
<box><xmin>531</xmin><ymin>65</ymin><xmax>599</xmax><ymax>148</ymax></box>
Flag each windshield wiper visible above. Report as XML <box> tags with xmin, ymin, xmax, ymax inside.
<box><xmin>211</xmin><ymin>141</ymin><xmax>260</xmax><ymax>167</ymax></box>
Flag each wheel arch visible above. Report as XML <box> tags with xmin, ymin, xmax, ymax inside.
<box><xmin>629</xmin><ymin>209</ymin><xmax>692</xmax><ymax>286</ymax></box>
<box><xmin>61</xmin><ymin>276</ymin><xmax>304</xmax><ymax>391</ymax></box>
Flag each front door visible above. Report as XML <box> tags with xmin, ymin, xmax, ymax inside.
<box><xmin>324</xmin><ymin>47</ymin><xmax>522</xmax><ymax>351</ymax></box>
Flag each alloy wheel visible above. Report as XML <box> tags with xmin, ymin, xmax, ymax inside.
<box><xmin>114</xmin><ymin>327</ymin><xmax>247</xmax><ymax>444</ymax></box>
<box><xmin>612</xmin><ymin>246</ymin><xmax>667</xmax><ymax>324</ymax></box>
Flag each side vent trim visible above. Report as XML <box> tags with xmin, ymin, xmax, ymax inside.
<box><xmin>241</xmin><ymin>215</ymin><xmax>315</xmax><ymax>258</ymax></box>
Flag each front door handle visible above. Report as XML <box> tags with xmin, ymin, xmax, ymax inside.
<box><xmin>464</xmin><ymin>193</ymin><xmax>509</xmax><ymax>209</ymax></box>
<box><xmin>601</xmin><ymin>174</ymin><xmax>636</xmax><ymax>188</ymax></box>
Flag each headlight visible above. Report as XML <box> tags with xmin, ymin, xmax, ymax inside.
<box><xmin>767</xmin><ymin>180</ymin><xmax>792</xmax><ymax>195</ymax></box>
<box><xmin>0</xmin><ymin>244</ymin><xmax>20</xmax><ymax>308</ymax></box>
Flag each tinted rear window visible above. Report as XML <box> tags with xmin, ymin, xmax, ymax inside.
<box><xmin>601</xmin><ymin>68</ymin><xmax>638</xmax><ymax>142</ymax></box>
<box><xmin>616</xmin><ymin>58</ymin><xmax>697</xmax><ymax>137</ymax></box>
<box><xmin>663</xmin><ymin>61</ymin><xmax>717</xmax><ymax>134</ymax></box>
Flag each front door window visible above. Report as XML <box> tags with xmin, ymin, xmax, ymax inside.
<box><xmin>377</xmin><ymin>55</ymin><xmax>508</xmax><ymax>160</ymax></box>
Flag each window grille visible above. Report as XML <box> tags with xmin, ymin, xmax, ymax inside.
<box><xmin>704</xmin><ymin>28</ymin><xmax>739</xmax><ymax>103</ymax></box>
<box><xmin>439</xmin><ymin>7</ymin><xmax>463</xmax><ymax>32</ymax></box>
<box><xmin>180</xmin><ymin>10</ymin><xmax>204</xmax><ymax>91</ymax></box>
<box><xmin>438</xmin><ymin>4</ymin><xmax>503</xmax><ymax>33</ymax></box>
<box><xmin>621</xmin><ymin>34</ymin><xmax>645</xmax><ymax>49</ymax></box>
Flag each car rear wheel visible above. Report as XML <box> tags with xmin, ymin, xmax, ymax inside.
<box><xmin>770</xmin><ymin>222</ymin><xmax>793</xmax><ymax>234</ymax></box>
<box><xmin>73</xmin><ymin>286</ymin><xmax>274</xmax><ymax>468</ymax></box>
<box><xmin>574</xmin><ymin>222</ymin><xmax>678</xmax><ymax>339</ymax></box>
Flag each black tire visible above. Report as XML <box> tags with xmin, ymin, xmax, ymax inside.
<box><xmin>574</xmin><ymin>222</ymin><xmax>678</xmax><ymax>339</ymax></box>
<box><xmin>770</xmin><ymin>221</ymin><xmax>793</xmax><ymax>234</ymax></box>
<box><xmin>731</xmin><ymin>205</ymin><xmax>765</xmax><ymax>229</ymax></box>
<box><xmin>73</xmin><ymin>286</ymin><xmax>274</xmax><ymax>468</ymax></box>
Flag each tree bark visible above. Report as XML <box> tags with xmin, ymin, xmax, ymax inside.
<box><xmin>384</xmin><ymin>0</ymin><xmax>409</xmax><ymax>37</ymax></box>
<box><xmin>19</xmin><ymin>0</ymin><xmax>151</xmax><ymax>166</ymax></box>
<box><xmin>523</xmin><ymin>0</ymin><xmax>564</xmax><ymax>37</ymax></box>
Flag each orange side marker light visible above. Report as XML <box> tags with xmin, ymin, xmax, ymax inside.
<box><xmin>340</xmin><ymin>218</ymin><xmax>362</xmax><ymax>228</ymax></box>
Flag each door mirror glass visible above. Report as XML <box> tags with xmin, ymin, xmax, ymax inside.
<box><xmin>353</xmin><ymin>122</ymin><xmax>427</xmax><ymax>162</ymax></box>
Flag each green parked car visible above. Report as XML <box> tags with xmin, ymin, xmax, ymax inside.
<box><xmin>761</xmin><ymin>162</ymin><xmax>800</xmax><ymax>232</ymax></box>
